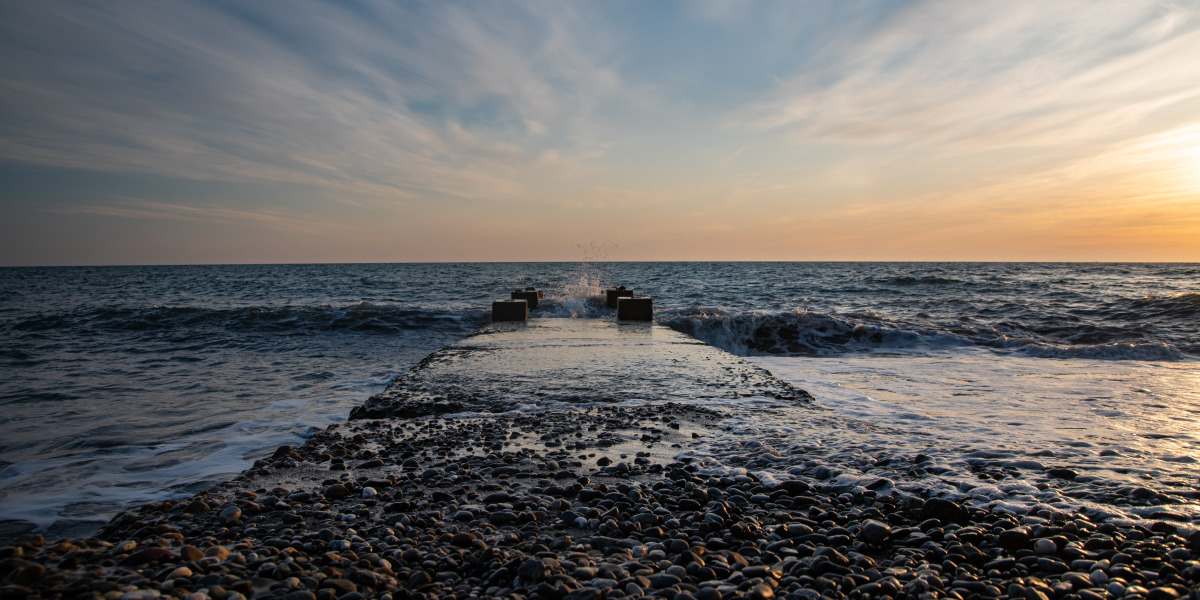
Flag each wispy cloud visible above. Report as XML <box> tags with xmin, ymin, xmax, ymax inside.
<box><xmin>0</xmin><ymin>1</ymin><xmax>622</xmax><ymax>202</ymax></box>
<box><xmin>738</xmin><ymin>1</ymin><xmax>1200</xmax><ymax>150</ymax></box>
<box><xmin>52</xmin><ymin>198</ymin><xmax>348</xmax><ymax>234</ymax></box>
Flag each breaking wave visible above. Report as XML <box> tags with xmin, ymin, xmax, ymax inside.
<box><xmin>659</xmin><ymin>308</ymin><xmax>1190</xmax><ymax>360</ymax></box>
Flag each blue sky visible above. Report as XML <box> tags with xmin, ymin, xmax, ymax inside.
<box><xmin>2</xmin><ymin>0</ymin><xmax>1199</xmax><ymax>264</ymax></box>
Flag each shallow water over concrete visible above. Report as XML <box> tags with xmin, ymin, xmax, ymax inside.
<box><xmin>352</xmin><ymin>319</ymin><xmax>811</xmax><ymax>420</ymax></box>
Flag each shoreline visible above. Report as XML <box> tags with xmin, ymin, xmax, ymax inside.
<box><xmin>7</xmin><ymin>407</ymin><xmax>1199</xmax><ymax>600</ymax></box>
<box><xmin>5</xmin><ymin>320</ymin><xmax>1199</xmax><ymax>599</ymax></box>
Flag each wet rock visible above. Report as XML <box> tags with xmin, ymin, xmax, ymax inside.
<box><xmin>921</xmin><ymin>498</ymin><xmax>968</xmax><ymax>524</ymax></box>
<box><xmin>451</xmin><ymin>532</ymin><xmax>478</xmax><ymax>547</ymax></box>
<box><xmin>859</xmin><ymin>519</ymin><xmax>891</xmax><ymax>545</ymax></box>
<box><xmin>1000</xmin><ymin>528</ymin><xmax>1031</xmax><ymax>551</ymax></box>
<box><xmin>118</xmin><ymin>547</ymin><xmax>176</xmax><ymax>567</ymax></box>
<box><xmin>319</xmin><ymin>578</ymin><xmax>357</xmax><ymax>595</ymax></box>
<box><xmin>489</xmin><ymin>511</ymin><xmax>516</xmax><ymax>525</ymax></box>
<box><xmin>648</xmin><ymin>573</ymin><xmax>681</xmax><ymax>588</ymax></box>
<box><xmin>4</xmin><ymin>560</ymin><xmax>44</xmax><ymax>585</ymax></box>
<box><xmin>219</xmin><ymin>505</ymin><xmax>241</xmax><ymax>523</ymax></box>
<box><xmin>179</xmin><ymin>545</ymin><xmax>204</xmax><ymax>562</ymax></box>
<box><xmin>323</xmin><ymin>484</ymin><xmax>350</xmax><ymax>499</ymax></box>
<box><xmin>518</xmin><ymin>558</ymin><xmax>549</xmax><ymax>582</ymax></box>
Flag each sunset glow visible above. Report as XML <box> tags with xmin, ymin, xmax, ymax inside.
<box><xmin>2</xmin><ymin>1</ymin><xmax>1199</xmax><ymax>264</ymax></box>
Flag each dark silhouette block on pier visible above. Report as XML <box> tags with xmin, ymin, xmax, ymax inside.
<box><xmin>606</xmin><ymin>286</ymin><xmax>633</xmax><ymax>309</ymax></box>
<box><xmin>617</xmin><ymin>297</ymin><xmax>653</xmax><ymax>321</ymax></box>
<box><xmin>511</xmin><ymin>288</ymin><xmax>543</xmax><ymax>309</ymax></box>
<box><xmin>492</xmin><ymin>299</ymin><xmax>527</xmax><ymax>321</ymax></box>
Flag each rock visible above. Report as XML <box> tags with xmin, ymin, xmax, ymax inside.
<box><xmin>0</xmin><ymin>586</ymin><xmax>32</xmax><ymax>600</ymax></box>
<box><xmin>921</xmin><ymin>498</ymin><xmax>968</xmax><ymax>524</ymax></box>
<box><xmin>999</xmin><ymin>528</ymin><xmax>1031</xmax><ymax>551</ymax></box>
<box><xmin>319</xmin><ymin>579</ymin><xmax>357</xmax><ymax>595</ymax></box>
<box><xmin>6</xmin><ymin>561</ymin><xmax>44</xmax><ymax>585</ymax></box>
<box><xmin>489</xmin><ymin>511</ymin><xmax>516</xmax><ymax>525</ymax></box>
<box><xmin>323</xmin><ymin>484</ymin><xmax>350</xmax><ymax>499</ymax></box>
<box><xmin>1047</xmin><ymin>468</ymin><xmax>1078</xmax><ymax>480</ymax></box>
<box><xmin>483</xmin><ymin>492</ymin><xmax>515</xmax><ymax>504</ymax></box>
<box><xmin>179</xmin><ymin>546</ymin><xmax>204</xmax><ymax>562</ymax></box>
<box><xmin>518</xmin><ymin>558</ymin><xmax>549</xmax><ymax>581</ymax></box>
<box><xmin>748</xmin><ymin>583</ymin><xmax>774</xmax><ymax>600</ymax></box>
<box><xmin>185</xmin><ymin>500</ymin><xmax>210</xmax><ymax>513</ymax></box>
<box><xmin>204</xmin><ymin>545</ymin><xmax>230</xmax><ymax>560</ymax></box>
<box><xmin>647</xmin><ymin>574</ymin><xmax>680</xmax><ymax>588</ymax></box>
<box><xmin>563</xmin><ymin>588</ymin><xmax>606</xmax><ymax>600</ymax></box>
<box><xmin>220</xmin><ymin>505</ymin><xmax>241</xmax><ymax>523</ymax></box>
<box><xmin>166</xmin><ymin>567</ymin><xmax>192</xmax><ymax>580</ymax></box>
<box><xmin>118</xmin><ymin>591</ymin><xmax>161</xmax><ymax>600</ymax></box>
<box><xmin>118</xmin><ymin>547</ymin><xmax>176</xmax><ymax>567</ymax></box>
<box><xmin>859</xmin><ymin>519</ymin><xmax>891</xmax><ymax>545</ymax></box>
<box><xmin>451</xmin><ymin>533</ymin><xmax>478</xmax><ymax>547</ymax></box>
<box><xmin>1035</xmin><ymin>538</ymin><xmax>1057</xmax><ymax>554</ymax></box>
<box><xmin>1147</xmin><ymin>588</ymin><xmax>1181</xmax><ymax>600</ymax></box>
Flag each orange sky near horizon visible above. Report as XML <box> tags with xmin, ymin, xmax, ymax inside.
<box><xmin>1</xmin><ymin>1</ymin><xmax>1199</xmax><ymax>265</ymax></box>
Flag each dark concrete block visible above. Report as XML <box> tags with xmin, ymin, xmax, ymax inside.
<box><xmin>511</xmin><ymin>289</ymin><xmax>541</xmax><ymax>309</ymax></box>
<box><xmin>617</xmin><ymin>297</ymin><xmax>653</xmax><ymax>321</ymax></box>
<box><xmin>606</xmin><ymin>286</ymin><xmax>633</xmax><ymax>309</ymax></box>
<box><xmin>492</xmin><ymin>299</ymin><xmax>527</xmax><ymax>321</ymax></box>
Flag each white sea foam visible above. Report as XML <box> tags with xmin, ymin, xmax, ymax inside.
<box><xmin>731</xmin><ymin>348</ymin><xmax>1200</xmax><ymax>520</ymax></box>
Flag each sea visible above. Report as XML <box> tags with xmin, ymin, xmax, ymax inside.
<box><xmin>1</xmin><ymin>262</ymin><xmax>1198</xmax><ymax>538</ymax></box>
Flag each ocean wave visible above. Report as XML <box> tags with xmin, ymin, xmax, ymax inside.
<box><xmin>660</xmin><ymin>308</ymin><xmax>1190</xmax><ymax>360</ymax></box>
<box><xmin>8</xmin><ymin>303</ymin><xmax>485</xmax><ymax>336</ymax></box>
<box><xmin>886</xmin><ymin>275</ymin><xmax>964</xmax><ymax>285</ymax></box>
<box><xmin>658</xmin><ymin>308</ymin><xmax>966</xmax><ymax>356</ymax></box>
<box><xmin>1124</xmin><ymin>292</ymin><xmax>1200</xmax><ymax>319</ymax></box>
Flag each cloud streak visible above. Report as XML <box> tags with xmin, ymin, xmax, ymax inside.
<box><xmin>739</xmin><ymin>1</ymin><xmax>1200</xmax><ymax>150</ymax></box>
<box><xmin>52</xmin><ymin>198</ymin><xmax>347</xmax><ymax>235</ymax></box>
<box><xmin>0</xmin><ymin>1</ymin><xmax>621</xmax><ymax>202</ymax></box>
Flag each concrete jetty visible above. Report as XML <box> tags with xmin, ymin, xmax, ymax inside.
<box><xmin>351</xmin><ymin>319</ymin><xmax>809</xmax><ymax>420</ymax></box>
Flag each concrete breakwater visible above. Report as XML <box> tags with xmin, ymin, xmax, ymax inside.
<box><xmin>4</xmin><ymin>320</ymin><xmax>1199</xmax><ymax>600</ymax></box>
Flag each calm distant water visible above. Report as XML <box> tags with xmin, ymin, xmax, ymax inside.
<box><xmin>1</xmin><ymin>262</ymin><xmax>1198</xmax><ymax>536</ymax></box>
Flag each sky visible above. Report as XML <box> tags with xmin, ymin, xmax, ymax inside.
<box><xmin>2</xmin><ymin>0</ymin><xmax>1200</xmax><ymax>265</ymax></box>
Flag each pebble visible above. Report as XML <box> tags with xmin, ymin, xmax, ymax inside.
<box><xmin>10</xmin><ymin>407</ymin><xmax>1197</xmax><ymax>600</ymax></box>
<box><xmin>859</xmin><ymin>519</ymin><xmax>891</xmax><ymax>545</ymax></box>
<box><xmin>219</xmin><ymin>505</ymin><xmax>241</xmax><ymax>523</ymax></box>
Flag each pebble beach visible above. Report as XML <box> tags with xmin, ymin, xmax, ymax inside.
<box><xmin>5</xmin><ymin>318</ymin><xmax>1199</xmax><ymax>600</ymax></box>
<box><xmin>5</xmin><ymin>404</ymin><xmax>1198</xmax><ymax>600</ymax></box>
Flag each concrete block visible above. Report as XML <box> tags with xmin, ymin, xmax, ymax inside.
<box><xmin>606</xmin><ymin>286</ymin><xmax>633</xmax><ymax>309</ymax></box>
<box><xmin>492</xmin><ymin>299</ymin><xmax>527</xmax><ymax>321</ymax></box>
<box><xmin>617</xmin><ymin>297</ymin><xmax>653</xmax><ymax>321</ymax></box>
<box><xmin>511</xmin><ymin>289</ymin><xmax>542</xmax><ymax>309</ymax></box>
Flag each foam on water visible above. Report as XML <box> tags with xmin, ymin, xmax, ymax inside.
<box><xmin>2</xmin><ymin>262</ymin><xmax>1197</xmax><ymax>534</ymax></box>
<box><xmin>731</xmin><ymin>349</ymin><xmax>1200</xmax><ymax>521</ymax></box>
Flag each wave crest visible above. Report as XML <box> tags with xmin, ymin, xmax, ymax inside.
<box><xmin>10</xmin><ymin>303</ymin><xmax>484</xmax><ymax>336</ymax></box>
<box><xmin>660</xmin><ymin>308</ymin><xmax>1188</xmax><ymax>360</ymax></box>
